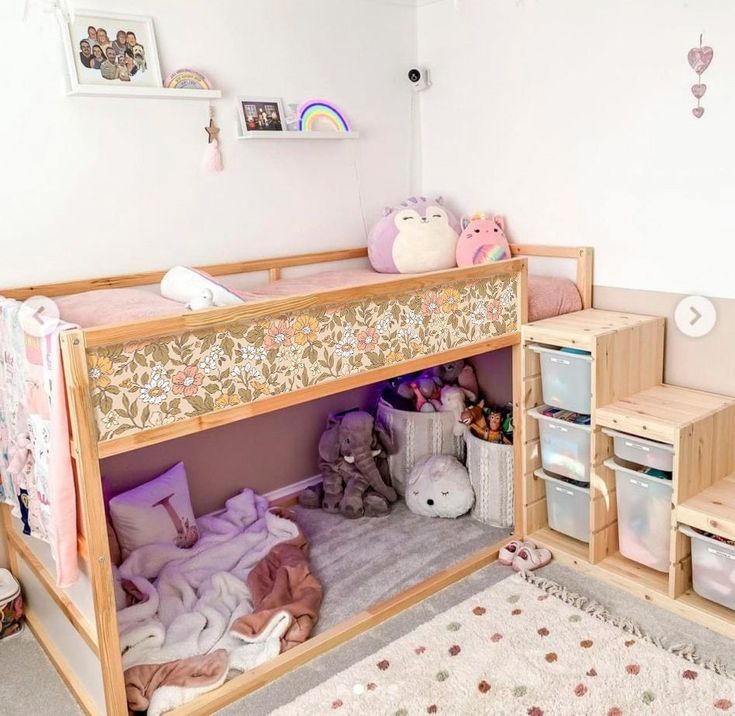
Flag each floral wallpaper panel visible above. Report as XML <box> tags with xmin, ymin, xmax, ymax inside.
<box><xmin>87</xmin><ymin>273</ymin><xmax>519</xmax><ymax>441</ymax></box>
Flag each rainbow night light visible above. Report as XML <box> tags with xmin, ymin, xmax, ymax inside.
<box><xmin>297</xmin><ymin>99</ymin><xmax>352</xmax><ymax>132</ymax></box>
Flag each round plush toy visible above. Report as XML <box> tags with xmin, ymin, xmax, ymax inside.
<box><xmin>368</xmin><ymin>196</ymin><xmax>460</xmax><ymax>274</ymax></box>
<box><xmin>405</xmin><ymin>455</ymin><xmax>475</xmax><ymax>518</ymax></box>
<box><xmin>455</xmin><ymin>213</ymin><xmax>511</xmax><ymax>267</ymax></box>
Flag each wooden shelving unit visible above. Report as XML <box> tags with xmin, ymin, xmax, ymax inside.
<box><xmin>677</xmin><ymin>474</ymin><xmax>735</xmax><ymax>541</ymax></box>
<box><xmin>521</xmin><ymin>308</ymin><xmax>735</xmax><ymax>637</ymax></box>
<box><xmin>521</xmin><ymin>309</ymin><xmax>665</xmax><ymax>564</ymax></box>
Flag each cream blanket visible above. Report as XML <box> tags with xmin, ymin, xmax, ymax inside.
<box><xmin>116</xmin><ymin>489</ymin><xmax>300</xmax><ymax>715</ymax></box>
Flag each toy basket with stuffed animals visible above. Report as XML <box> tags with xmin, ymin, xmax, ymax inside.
<box><xmin>465</xmin><ymin>433</ymin><xmax>514</xmax><ymax>529</ymax></box>
<box><xmin>377</xmin><ymin>398</ymin><xmax>465</xmax><ymax>496</ymax></box>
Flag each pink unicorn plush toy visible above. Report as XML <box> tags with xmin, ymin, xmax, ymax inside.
<box><xmin>455</xmin><ymin>213</ymin><xmax>511</xmax><ymax>267</ymax></box>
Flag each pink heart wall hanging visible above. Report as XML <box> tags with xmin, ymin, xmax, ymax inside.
<box><xmin>692</xmin><ymin>107</ymin><xmax>704</xmax><ymax>118</ymax></box>
<box><xmin>688</xmin><ymin>46</ymin><xmax>713</xmax><ymax>74</ymax></box>
<box><xmin>691</xmin><ymin>83</ymin><xmax>707</xmax><ymax>99</ymax></box>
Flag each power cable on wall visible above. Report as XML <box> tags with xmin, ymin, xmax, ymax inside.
<box><xmin>350</xmin><ymin>141</ymin><xmax>370</xmax><ymax>242</ymax></box>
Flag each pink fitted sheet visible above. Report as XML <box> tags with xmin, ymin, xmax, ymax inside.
<box><xmin>231</xmin><ymin>269</ymin><xmax>582</xmax><ymax>323</ymax></box>
<box><xmin>55</xmin><ymin>269</ymin><xmax>582</xmax><ymax>329</ymax></box>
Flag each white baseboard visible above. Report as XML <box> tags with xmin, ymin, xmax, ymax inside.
<box><xmin>264</xmin><ymin>474</ymin><xmax>322</xmax><ymax>503</ymax></box>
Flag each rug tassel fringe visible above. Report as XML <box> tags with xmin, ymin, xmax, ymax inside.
<box><xmin>518</xmin><ymin>571</ymin><xmax>735</xmax><ymax>680</ymax></box>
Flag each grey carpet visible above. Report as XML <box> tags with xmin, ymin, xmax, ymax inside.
<box><xmin>293</xmin><ymin>502</ymin><xmax>512</xmax><ymax>632</ymax></box>
<box><xmin>0</xmin><ymin>627</ymin><xmax>82</xmax><ymax>715</ymax></box>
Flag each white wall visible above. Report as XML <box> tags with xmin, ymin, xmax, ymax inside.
<box><xmin>0</xmin><ymin>0</ymin><xmax>417</xmax><ymax>287</ymax></box>
<box><xmin>418</xmin><ymin>0</ymin><xmax>735</xmax><ymax>299</ymax></box>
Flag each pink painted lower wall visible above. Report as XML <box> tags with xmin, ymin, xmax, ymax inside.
<box><xmin>594</xmin><ymin>286</ymin><xmax>735</xmax><ymax>397</ymax></box>
<box><xmin>101</xmin><ymin>350</ymin><xmax>513</xmax><ymax>516</ymax></box>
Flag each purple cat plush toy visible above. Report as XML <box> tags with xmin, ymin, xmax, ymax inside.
<box><xmin>368</xmin><ymin>196</ymin><xmax>460</xmax><ymax>273</ymax></box>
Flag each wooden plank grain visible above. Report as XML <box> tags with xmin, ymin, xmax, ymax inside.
<box><xmin>60</xmin><ymin>331</ymin><xmax>128</xmax><ymax>716</ymax></box>
<box><xmin>1</xmin><ymin>248</ymin><xmax>370</xmax><ymax>300</ymax></box>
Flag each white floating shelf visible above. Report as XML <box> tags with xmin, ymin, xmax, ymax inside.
<box><xmin>236</xmin><ymin>131</ymin><xmax>359</xmax><ymax>140</ymax></box>
<box><xmin>67</xmin><ymin>86</ymin><xmax>222</xmax><ymax>100</ymax></box>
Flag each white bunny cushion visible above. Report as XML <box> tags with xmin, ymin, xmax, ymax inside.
<box><xmin>160</xmin><ymin>266</ymin><xmax>245</xmax><ymax>308</ymax></box>
<box><xmin>405</xmin><ymin>455</ymin><xmax>474</xmax><ymax>518</ymax></box>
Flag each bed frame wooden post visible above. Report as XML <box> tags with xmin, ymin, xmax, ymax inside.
<box><xmin>576</xmin><ymin>247</ymin><xmax>594</xmax><ymax>309</ymax></box>
<box><xmin>59</xmin><ymin>330</ymin><xmax>128</xmax><ymax>716</ymax></box>
<box><xmin>512</xmin><ymin>260</ymin><xmax>529</xmax><ymax>533</ymax></box>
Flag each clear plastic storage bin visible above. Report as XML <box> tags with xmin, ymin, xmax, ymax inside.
<box><xmin>535</xmin><ymin>469</ymin><xmax>590</xmax><ymax>543</ymax></box>
<box><xmin>602</xmin><ymin>429</ymin><xmax>674</xmax><ymax>472</ymax></box>
<box><xmin>528</xmin><ymin>345</ymin><xmax>592</xmax><ymax>414</ymax></box>
<box><xmin>529</xmin><ymin>407</ymin><xmax>591</xmax><ymax>483</ymax></box>
<box><xmin>605</xmin><ymin>458</ymin><xmax>673</xmax><ymax>573</ymax></box>
<box><xmin>679</xmin><ymin>526</ymin><xmax>735</xmax><ymax>610</ymax></box>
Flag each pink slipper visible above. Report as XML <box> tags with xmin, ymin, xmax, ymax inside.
<box><xmin>499</xmin><ymin>539</ymin><xmax>535</xmax><ymax>566</ymax></box>
<box><xmin>511</xmin><ymin>545</ymin><xmax>552</xmax><ymax>572</ymax></box>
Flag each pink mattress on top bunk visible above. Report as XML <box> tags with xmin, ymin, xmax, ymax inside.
<box><xmin>54</xmin><ymin>269</ymin><xmax>582</xmax><ymax>329</ymax></box>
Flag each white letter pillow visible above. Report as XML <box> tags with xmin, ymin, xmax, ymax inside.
<box><xmin>109</xmin><ymin>462</ymin><xmax>199</xmax><ymax>558</ymax></box>
<box><xmin>368</xmin><ymin>196</ymin><xmax>460</xmax><ymax>273</ymax></box>
<box><xmin>160</xmin><ymin>266</ymin><xmax>246</xmax><ymax>308</ymax></box>
<box><xmin>405</xmin><ymin>454</ymin><xmax>475</xmax><ymax>518</ymax></box>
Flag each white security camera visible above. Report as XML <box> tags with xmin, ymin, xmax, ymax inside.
<box><xmin>408</xmin><ymin>67</ymin><xmax>430</xmax><ymax>92</ymax></box>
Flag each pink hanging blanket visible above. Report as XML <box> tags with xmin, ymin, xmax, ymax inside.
<box><xmin>0</xmin><ymin>299</ymin><xmax>79</xmax><ymax>587</ymax></box>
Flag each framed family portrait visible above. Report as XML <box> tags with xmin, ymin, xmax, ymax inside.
<box><xmin>62</xmin><ymin>10</ymin><xmax>162</xmax><ymax>90</ymax></box>
<box><xmin>237</xmin><ymin>97</ymin><xmax>286</xmax><ymax>134</ymax></box>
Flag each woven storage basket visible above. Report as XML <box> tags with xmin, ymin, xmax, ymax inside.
<box><xmin>465</xmin><ymin>432</ymin><xmax>514</xmax><ymax>528</ymax></box>
<box><xmin>377</xmin><ymin>398</ymin><xmax>465</xmax><ymax>496</ymax></box>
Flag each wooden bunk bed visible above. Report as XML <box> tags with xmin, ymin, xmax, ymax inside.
<box><xmin>0</xmin><ymin>244</ymin><xmax>593</xmax><ymax>716</ymax></box>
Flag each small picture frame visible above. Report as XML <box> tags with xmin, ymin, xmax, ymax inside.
<box><xmin>237</xmin><ymin>97</ymin><xmax>287</xmax><ymax>134</ymax></box>
<box><xmin>62</xmin><ymin>9</ymin><xmax>162</xmax><ymax>90</ymax></box>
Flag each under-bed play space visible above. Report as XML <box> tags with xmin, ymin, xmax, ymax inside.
<box><xmin>0</xmin><ymin>242</ymin><xmax>594</xmax><ymax>715</ymax></box>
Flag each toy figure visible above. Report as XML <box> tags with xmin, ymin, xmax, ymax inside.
<box><xmin>487</xmin><ymin>409</ymin><xmax>510</xmax><ymax>444</ymax></box>
<box><xmin>460</xmin><ymin>401</ymin><xmax>490</xmax><ymax>440</ymax></box>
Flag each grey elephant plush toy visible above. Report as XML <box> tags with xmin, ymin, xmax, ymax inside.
<box><xmin>300</xmin><ymin>409</ymin><xmax>398</xmax><ymax>518</ymax></box>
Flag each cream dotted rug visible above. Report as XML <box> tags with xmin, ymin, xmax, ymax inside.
<box><xmin>274</xmin><ymin>572</ymin><xmax>735</xmax><ymax>715</ymax></box>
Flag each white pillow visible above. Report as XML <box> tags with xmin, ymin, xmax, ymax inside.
<box><xmin>109</xmin><ymin>462</ymin><xmax>199</xmax><ymax>558</ymax></box>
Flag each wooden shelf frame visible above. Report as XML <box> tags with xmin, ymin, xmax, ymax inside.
<box><xmin>0</xmin><ymin>244</ymin><xmax>596</xmax><ymax>715</ymax></box>
<box><xmin>677</xmin><ymin>474</ymin><xmax>735</xmax><ymax>542</ymax></box>
<box><xmin>0</xmin><ymin>508</ymin><xmax>98</xmax><ymax>655</ymax></box>
<box><xmin>520</xmin><ymin>309</ymin><xmax>665</xmax><ymax>563</ymax></box>
<box><xmin>522</xmin><ymin>309</ymin><xmax>735</xmax><ymax>638</ymax></box>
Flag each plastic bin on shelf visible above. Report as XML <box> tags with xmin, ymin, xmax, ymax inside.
<box><xmin>604</xmin><ymin>458</ymin><xmax>673</xmax><ymax>573</ymax></box>
<box><xmin>602</xmin><ymin>428</ymin><xmax>674</xmax><ymax>472</ymax></box>
<box><xmin>529</xmin><ymin>406</ymin><xmax>591</xmax><ymax>483</ymax></box>
<box><xmin>535</xmin><ymin>468</ymin><xmax>590</xmax><ymax>543</ymax></box>
<box><xmin>679</xmin><ymin>526</ymin><xmax>735</xmax><ymax>610</ymax></box>
<box><xmin>528</xmin><ymin>344</ymin><xmax>592</xmax><ymax>414</ymax></box>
